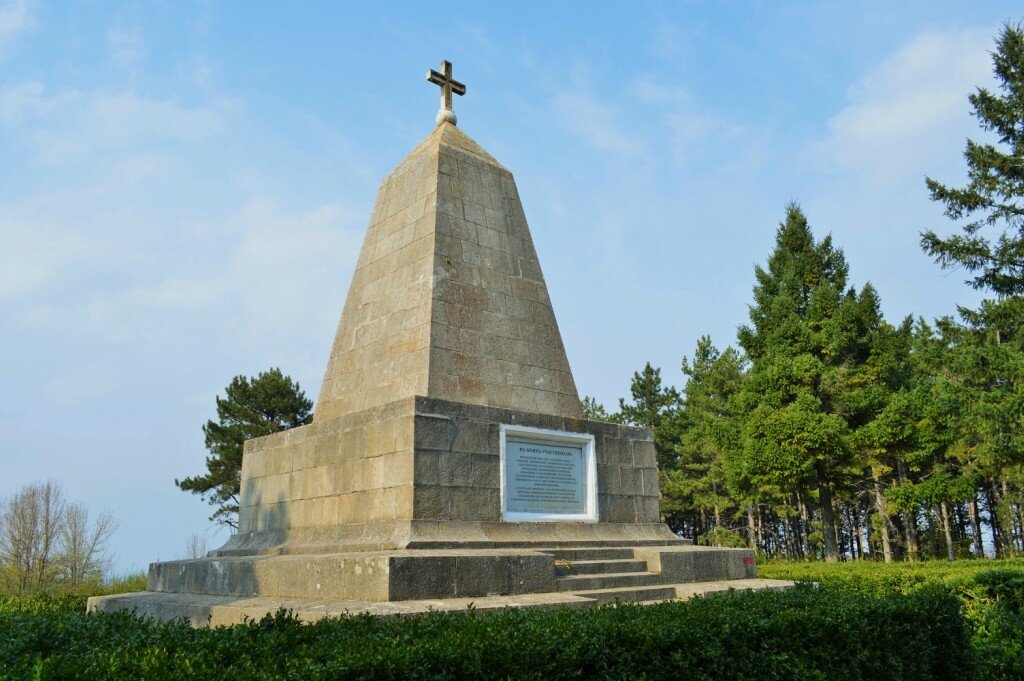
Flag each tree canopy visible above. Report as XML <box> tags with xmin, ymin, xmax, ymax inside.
<box><xmin>177</xmin><ymin>368</ymin><xmax>313</xmax><ymax>528</ymax></box>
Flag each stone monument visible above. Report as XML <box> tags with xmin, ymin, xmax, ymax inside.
<box><xmin>89</xmin><ymin>61</ymin><xmax>789</xmax><ymax>624</ymax></box>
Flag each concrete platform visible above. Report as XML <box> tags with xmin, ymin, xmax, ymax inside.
<box><xmin>88</xmin><ymin>543</ymin><xmax>793</xmax><ymax>626</ymax></box>
<box><xmin>88</xmin><ymin>578</ymin><xmax>796</xmax><ymax>627</ymax></box>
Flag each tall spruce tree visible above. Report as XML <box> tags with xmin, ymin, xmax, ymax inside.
<box><xmin>737</xmin><ymin>203</ymin><xmax>881</xmax><ymax>562</ymax></box>
<box><xmin>177</xmin><ymin>368</ymin><xmax>313</xmax><ymax>528</ymax></box>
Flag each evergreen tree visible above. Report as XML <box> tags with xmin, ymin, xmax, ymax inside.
<box><xmin>580</xmin><ymin>395</ymin><xmax>614</xmax><ymax>422</ymax></box>
<box><xmin>177</xmin><ymin>368</ymin><xmax>313</xmax><ymax>528</ymax></box>
<box><xmin>737</xmin><ymin>204</ymin><xmax>879</xmax><ymax>562</ymax></box>
<box><xmin>921</xmin><ymin>23</ymin><xmax>1024</xmax><ymax>297</ymax></box>
<box><xmin>921</xmin><ymin>24</ymin><xmax>1024</xmax><ymax>559</ymax></box>
<box><xmin>617</xmin><ymin>363</ymin><xmax>685</xmax><ymax>471</ymax></box>
<box><xmin>671</xmin><ymin>337</ymin><xmax>746</xmax><ymax>544</ymax></box>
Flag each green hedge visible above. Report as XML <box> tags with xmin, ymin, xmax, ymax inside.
<box><xmin>760</xmin><ymin>559</ymin><xmax>1024</xmax><ymax>680</ymax></box>
<box><xmin>1</xmin><ymin>584</ymin><xmax>971</xmax><ymax>680</ymax></box>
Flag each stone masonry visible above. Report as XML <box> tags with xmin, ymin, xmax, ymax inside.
<box><xmin>88</xmin><ymin>116</ymin><xmax>789</xmax><ymax>624</ymax></box>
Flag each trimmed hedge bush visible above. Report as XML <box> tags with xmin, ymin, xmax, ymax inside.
<box><xmin>760</xmin><ymin>559</ymin><xmax>1024</xmax><ymax>680</ymax></box>
<box><xmin>1</xmin><ymin>584</ymin><xmax>971</xmax><ymax>680</ymax></box>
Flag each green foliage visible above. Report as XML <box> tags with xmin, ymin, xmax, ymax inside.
<box><xmin>579</xmin><ymin>395</ymin><xmax>614</xmax><ymax>422</ymax></box>
<box><xmin>921</xmin><ymin>23</ymin><xmax>1024</xmax><ymax>297</ymax></box>
<box><xmin>760</xmin><ymin>559</ymin><xmax>1024</xmax><ymax>679</ymax></box>
<box><xmin>176</xmin><ymin>368</ymin><xmax>313</xmax><ymax>528</ymax></box>
<box><xmin>669</xmin><ymin>338</ymin><xmax>745</xmax><ymax>537</ymax></box>
<box><xmin>734</xmin><ymin>203</ymin><xmax>885</xmax><ymax>561</ymax></box>
<box><xmin>617</xmin><ymin>363</ymin><xmax>685</xmax><ymax>471</ymax></box>
<box><xmin>0</xmin><ymin>584</ymin><xmax>973</xmax><ymax>680</ymax></box>
<box><xmin>695</xmin><ymin>527</ymin><xmax>747</xmax><ymax>548</ymax></box>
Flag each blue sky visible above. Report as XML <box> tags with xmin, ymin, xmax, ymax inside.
<box><xmin>0</xmin><ymin>1</ymin><xmax>1018</xmax><ymax>572</ymax></box>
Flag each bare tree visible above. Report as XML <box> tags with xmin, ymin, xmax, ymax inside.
<box><xmin>183</xmin><ymin>533</ymin><xmax>208</xmax><ymax>560</ymax></box>
<box><xmin>57</xmin><ymin>503</ymin><xmax>117</xmax><ymax>589</ymax></box>
<box><xmin>0</xmin><ymin>480</ymin><xmax>66</xmax><ymax>594</ymax></box>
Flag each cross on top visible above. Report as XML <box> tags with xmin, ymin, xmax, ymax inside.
<box><xmin>426</xmin><ymin>60</ymin><xmax>466</xmax><ymax>127</ymax></box>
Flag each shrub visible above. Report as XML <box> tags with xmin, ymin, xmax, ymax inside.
<box><xmin>0</xmin><ymin>583</ymin><xmax>972</xmax><ymax>680</ymax></box>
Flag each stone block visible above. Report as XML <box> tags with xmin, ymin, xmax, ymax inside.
<box><xmin>413</xmin><ymin>485</ymin><xmax>451</xmax><ymax>520</ymax></box>
<box><xmin>413</xmin><ymin>449</ymin><xmax>441</xmax><ymax>485</ymax></box>
<box><xmin>451</xmin><ymin>488</ymin><xmax>497</xmax><ymax>521</ymax></box>
<box><xmin>389</xmin><ymin>556</ymin><xmax>457</xmax><ymax>600</ymax></box>
<box><xmin>508</xmin><ymin>554</ymin><xmax>557</xmax><ymax>594</ymax></box>
<box><xmin>469</xmin><ymin>454</ymin><xmax>499</xmax><ymax>489</ymax></box>
<box><xmin>454</xmin><ymin>556</ymin><xmax>509</xmax><ymax>596</ymax></box>
<box><xmin>632</xmin><ymin>440</ymin><xmax>657</xmax><ymax>468</ymax></box>
<box><xmin>620</xmin><ymin>468</ymin><xmax>642</xmax><ymax>496</ymax></box>
<box><xmin>639</xmin><ymin>496</ymin><xmax>660</xmax><ymax>523</ymax></box>
<box><xmin>451</xmin><ymin>419</ymin><xmax>491</xmax><ymax>454</ymax></box>
<box><xmin>641</xmin><ymin>468</ymin><xmax>660</xmax><ymax>497</ymax></box>
<box><xmin>438</xmin><ymin>451</ymin><xmax>475</xmax><ymax>487</ymax></box>
<box><xmin>607</xmin><ymin>496</ymin><xmax>638</xmax><ymax>524</ymax></box>
<box><xmin>415</xmin><ymin>414</ymin><xmax>452</xmax><ymax>450</ymax></box>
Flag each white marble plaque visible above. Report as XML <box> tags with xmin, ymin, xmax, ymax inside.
<box><xmin>499</xmin><ymin>425</ymin><xmax>598</xmax><ymax>522</ymax></box>
<box><xmin>505</xmin><ymin>439</ymin><xmax>587</xmax><ymax>515</ymax></box>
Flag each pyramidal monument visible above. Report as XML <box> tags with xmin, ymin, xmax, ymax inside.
<box><xmin>90</xmin><ymin>61</ymin><xmax>788</xmax><ymax>624</ymax></box>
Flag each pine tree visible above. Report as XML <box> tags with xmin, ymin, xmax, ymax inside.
<box><xmin>921</xmin><ymin>23</ymin><xmax>1024</xmax><ymax>297</ymax></box>
<box><xmin>580</xmin><ymin>396</ymin><xmax>613</xmax><ymax>421</ymax></box>
<box><xmin>177</xmin><ymin>368</ymin><xmax>313</xmax><ymax>528</ymax></box>
<box><xmin>617</xmin><ymin>363</ymin><xmax>685</xmax><ymax>472</ymax></box>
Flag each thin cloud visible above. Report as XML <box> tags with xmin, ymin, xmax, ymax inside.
<box><xmin>0</xmin><ymin>0</ymin><xmax>34</xmax><ymax>57</ymax></box>
<box><xmin>554</xmin><ymin>91</ymin><xmax>644</xmax><ymax>155</ymax></box>
<box><xmin>813</xmin><ymin>26</ymin><xmax>996</xmax><ymax>185</ymax></box>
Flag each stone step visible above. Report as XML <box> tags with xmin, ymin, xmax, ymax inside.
<box><xmin>88</xmin><ymin>578</ymin><xmax>797</xmax><ymax>626</ymax></box>
<box><xmin>554</xmin><ymin>559</ymin><xmax>648</xmax><ymax>576</ymax></box>
<box><xmin>568</xmin><ymin>584</ymin><xmax>679</xmax><ymax>603</ymax></box>
<box><xmin>542</xmin><ymin>548</ymin><xmax>636</xmax><ymax>561</ymax></box>
<box><xmin>556</xmin><ymin>571</ymin><xmax>663</xmax><ymax>591</ymax></box>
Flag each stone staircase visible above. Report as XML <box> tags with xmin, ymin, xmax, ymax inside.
<box><xmin>550</xmin><ymin>548</ymin><xmax>677</xmax><ymax>603</ymax></box>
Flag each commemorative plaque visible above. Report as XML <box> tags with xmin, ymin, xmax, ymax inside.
<box><xmin>500</xmin><ymin>425</ymin><xmax>597</xmax><ymax>522</ymax></box>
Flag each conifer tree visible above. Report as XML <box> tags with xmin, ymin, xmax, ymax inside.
<box><xmin>921</xmin><ymin>23</ymin><xmax>1024</xmax><ymax>558</ymax></box>
<box><xmin>737</xmin><ymin>204</ymin><xmax>878</xmax><ymax>562</ymax></box>
<box><xmin>617</xmin><ymin>363</ymin><xmax>685</xmax><ymax>471</ymax></box>
<box><xmin>177</xmin><ymin>368</ymin><xmax>313</xmax><ymax>528</ymax></box>
<box><xmin>672</xmin><ymin>337</ymin><xmax>746</xmax><ymax>544</ymax></box>
<box><xmin>921</xmin><ymin>23</ymin><xmax>1024</xmax><ymax>297</ymax></box>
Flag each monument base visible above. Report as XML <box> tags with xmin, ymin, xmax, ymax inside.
<box><xmin>90</xmin><ymin>396</ymin><xmax>791</xmax><ymax>624</ymax></box>
<box><xmin>90</xmin><ymin>543</ymin><xmax>791</xmax><ymax>625</ymax></box>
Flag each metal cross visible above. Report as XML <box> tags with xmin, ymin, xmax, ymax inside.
<box><xmin>426</xmin><ymin>60</ymin><xmax>466</xmax><ymax>126</ymax></box>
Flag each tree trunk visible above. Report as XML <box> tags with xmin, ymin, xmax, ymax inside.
<box><xmin>853</xmin><ymin>503</ymin><xmax>865</xmax><ymax>559</ymax></box>
<box><xmin>873</xmin><ymin>481</ymin><xmax>893</xmax><ymax>563</ymax></box>
<box><xmin>940</xmin><ymin>501</ymin><xmax>956</xmax><ymax>561</ymax></box>
<box><xmin>896</xmin><ymin>461</ymin><xmax>919</xmax><ymax>561</ymax></box>
<box><xmin>817</xmin><ymin>473</ymin><xmax>840</xmax><ymax>563</ymax></box>
<box><xmin>968</xmin><ymin>496</ymin><xmax>985</xmax><ymax>558</ymax></box>
<box><xmin>1000</xmin><ymin>481</ymin><xmax>1017</xmax><ymax>558</ymax></box>
<box><xmin>799</xmin><ymin>494</ymin><xmax>813</xmax><ymax>559</ymax></box>
<box><xmin>747</xmin><ymin>506</ymin><xmax>757</xmax><ymax>551</ymax></box>
<box><xmin>985</xmin><ymin>483</ymin><xmax>1002</xmax><ymax>558</ymax></box>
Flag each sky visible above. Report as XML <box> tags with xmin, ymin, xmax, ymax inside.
<box><xmin>0</xmin><ymin>1</ymin><xmax>1019</xmax><ymax>573</ymax></box>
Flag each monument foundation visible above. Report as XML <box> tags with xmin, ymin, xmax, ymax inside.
<box><xmin>89</xmin><ymin>62</ymin><xmax>790</xmax><ymax>624</ymax></box>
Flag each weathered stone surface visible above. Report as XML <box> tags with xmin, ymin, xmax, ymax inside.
<box><xmin>315</xmin><ymin>122</ymin><xmax>580</xmax><ymax>422</ymax></box>
<box><xmin>90</xmin><ymin>120</ymin><xmax>784</xmax><ymax>625</ymax></box>
<box><xmin>88</xmin><ymin>576</ymin><xmax>795</xmax><ymax>626</ymax></box>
